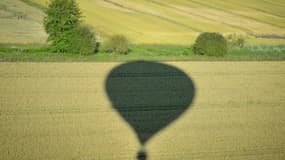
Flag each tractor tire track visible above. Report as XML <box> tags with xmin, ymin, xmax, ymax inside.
<box><xmin>258</xmin><ymin>0</ymin><xmax>285</xmax><ymax>11</ymax></box>
<box><xmin>188</xmin><ymin>0</ymin><xmax>285</xmax><ymax>30</ymax></box>
<box><xmin>102</xmin><ymin>0</ymin><xmax>201</xmax><ymax>32</ymax></box>
<box><xmin>147</xmin><ymin>0</ymin><xmax>253</xmax><ymax>34</ymax></box>
<box><xmin>225</xmin><ymin>0</ymin><xmax>285</xmax><ymax>19</ymax></box>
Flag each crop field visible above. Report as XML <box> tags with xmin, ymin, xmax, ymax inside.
<box><xmin>1</xmin><ymin>0</ymin><xmax>285</xmax><ymax>44</ymax></box>
<box><xmin>0</xmin><ymin>0</ymin><xmax>47</xmax><ymax>44</ymax></box>
<box><xmin>30</xmin><ymin>0</ymin><xmax>285</xmax><ymax>44</ymax></box>
<box><xmin>0</xmin><ymin>62</ymin><xmax>285</xmax><ymax>160</ymax></box>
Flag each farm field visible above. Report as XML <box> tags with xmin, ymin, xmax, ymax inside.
<box><xmin>31</xmin><ymin>0</ymin><xmax>285</xmax><ymax>44</ymax></box>
<box><xmin>1</xmin><ymin>0</ymin><xmax>285</xmax><ymax>44</ymax></box>
<box><xmin>0</xmin><ymin>0</ymin><xmax>46</xmax><ymax>44</ymax></box>
<box><xmin>0</xmin><ymin>62</ymin><xmax>285</xmax><ymax>160</ymax></box>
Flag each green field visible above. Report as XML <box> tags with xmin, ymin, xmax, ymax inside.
<box><xmin>1</xmin><ymin>44</ymin><xmax>285</xmax><ymax>62</ymax></box>
<box><xmin>1</xmin><ymin>0</ymin><xmax>285</xmax><ymax>44</ymax></box>
<box><xmin>0</xmin><ymin>62</ymin><xmax>285</xmax><ymax>159</ymax></box>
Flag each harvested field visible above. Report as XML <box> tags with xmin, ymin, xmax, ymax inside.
<box><xmin>0</xmin><ymin>62</ymin><xmax>285</xmax><ymax>159</ymax></box>
<box><xmin>0</xmin><ymin>0</ymin><xmax>47</xmax><ymax>44</ymax></box>
<box><xmin>30</xmin><ymin>0</ymin><xmax>285</xmax><ymax>44</ymax></box>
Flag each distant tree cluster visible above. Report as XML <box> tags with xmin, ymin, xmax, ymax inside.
<box><xmin>44</xmin><ymin>0</ymin><xmax>130</xmax><ymax>55</ymax></box>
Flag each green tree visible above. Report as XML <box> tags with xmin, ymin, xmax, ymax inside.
<box><xmin>44</xmin><ymin>0</ymin><xmax>81</xmax><ymax>53</ymax></box>
<box><xmin>193</xmin><ymin>32</ymin><xmax>228</xmax><ymax>57</ymax></box>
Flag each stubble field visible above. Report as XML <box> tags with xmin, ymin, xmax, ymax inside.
<box><xmin>31</xmin><ymin>0</ymin><xmax>285</xmax><ymax>44</ymax></box>
<box><xmin>2</xmin><ymin>0</ymin><xmax>285</xmax><ymax>44</ymax></box>
<box><xmin>0</xmin><ymin>62</ymin><xmax>285</xmax><ymax>160</ymax></box>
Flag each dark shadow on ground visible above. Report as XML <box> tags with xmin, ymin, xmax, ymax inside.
<box><xmin>105</xmin><ymin>61</ymin><xmax>195</xmax><ymax>159</ymax></box>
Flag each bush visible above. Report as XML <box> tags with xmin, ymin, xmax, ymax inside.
<box><xmin>193</xmin><ymin>32</ymin><xmax>228</xmax><ymax>56</ymax></box>
<box><xmin>103</xmin><ymin>35</ymin><xmax>129</xmax><ymax>54</ymax></box>
<box><xmin>69</xmin><ymin>25</ymin><xmax>97</xmax><ymax>55</ymax></box>
<box><xmin>226</xmin><ymin>33</ymin><xmax>245</xmax><ymax>48</ymax></box>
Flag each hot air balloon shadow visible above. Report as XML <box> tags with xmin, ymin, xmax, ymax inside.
<box><xmin>105</xmin><ymin>61</ymin><xmax>195</xmax><ymax>160</ymax></box>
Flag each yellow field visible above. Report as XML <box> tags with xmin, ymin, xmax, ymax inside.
<box><xmin>0</xmin><ymin>62</ymin><xmax>285</xmax><ymax>159</ymax></box>
<box><xmin>30</xmin><ymin>0</ymin><xmax>285</xmax><ymax>44</ymax></box>
<box><xmin>1</xmin><ymin>0</ymin><xmax>285</xmax><ymax>44</ymax></box>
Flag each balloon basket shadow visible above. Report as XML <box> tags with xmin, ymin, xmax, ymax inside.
<box><xmin>137</xmin><ymin>150</ymin><xmax>147</xmax><ymax>160</ymax></box>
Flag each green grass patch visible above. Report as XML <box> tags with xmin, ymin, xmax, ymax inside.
<box><xmin>0</xmin><ymin>44</ymin><xmax>285</xmax><ymax>62</ymax></box>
